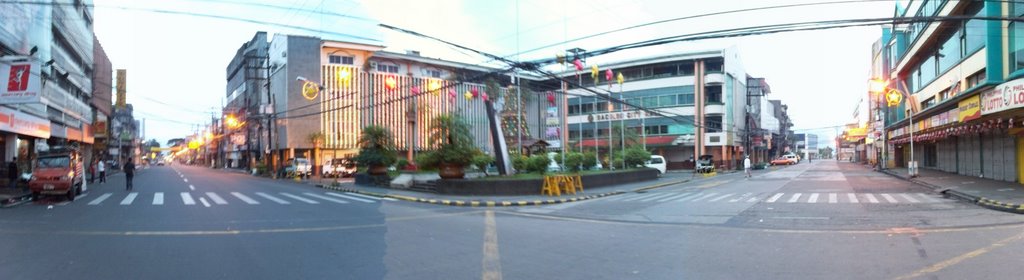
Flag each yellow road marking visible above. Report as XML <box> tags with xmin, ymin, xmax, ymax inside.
<box><xmin>893</xmin><ymin>231</ymin><xmax>1024</xmax><ymax>280</ymax></box>
<box><xmin>482</xmin><ymin>210</ymin><xmax>503</xmax><ymax>280</ymax></box>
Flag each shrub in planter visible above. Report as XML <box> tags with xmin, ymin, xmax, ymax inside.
<box><xmin>354</xmin><ymin>125</ymin><xmax>397</xmax><ymax>175</ymax></box>
<box><xmin>623</xmin><ymin>147</ymin><xmax>652</xmax><ymax>168</ymax></box>
<box><xmin>511</xmin><ymin>155</ymin><xmax>529</xmax><ymax>172</ymax></box>
<box><xmin>581</xmin><ymin>151</ymin><xmax>597</xmax><ymax>170</ymax></box>
<box><xmin>526</xmin><ymin>154</ymin><xmax>551</xmax><ymax>174</ymax></box>
<box><xmin>417</xmin><ymin>114</ymin><xmax>480</xmax><ymax>179</ymax></box>
<box><xmin>565</xmin><ymin>152</ymin><xmax>585</xmax><ymax>172</ymax></box>
<box><xmin>395</xmin><ymin>158</ymin><xmax>409</xmax><ymax>170</ymax></box>
<box><xmin>471</xmin><ymin>153</ymin><xmax>494</xmax><ymax>175</ymax></box>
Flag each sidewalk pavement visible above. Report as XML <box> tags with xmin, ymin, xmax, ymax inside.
<box><xmin>882</xmin><ymin>167</ymin><xmax>1024</xmax><ymax>214</ymax></box>
<box><xmin>314</xmin><ymin>168</ymin><xmax>759</xmax><ymax>207</ymax></box>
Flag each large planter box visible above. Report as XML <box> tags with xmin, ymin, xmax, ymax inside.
<box><xmin>434</xmin><ymin>168</ymin><xmax>659</xmax><ymax>196</ymax></box>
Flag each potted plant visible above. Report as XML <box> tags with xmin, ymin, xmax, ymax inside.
<box><xmin>419</xmin><ymin>114</ymin><xmax>480</xmax><ymax>179</ymax></box>
<box><xmin>354</xmin><ymin>126</ymin><xmax>397</xmax><ymax>175</ymax></box>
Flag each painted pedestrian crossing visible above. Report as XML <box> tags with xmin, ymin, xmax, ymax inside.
<box><xmin>601</xmin><ymin>191</ymin><xmax>950</xmax><ymax>205</ymax></box>
<box><xmin>74</xmin><ymin>191</ymin><xmax>392</xmax><ymax>207</ymax></box>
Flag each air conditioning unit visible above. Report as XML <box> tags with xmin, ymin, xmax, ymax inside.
<box><xmin>369</xmin><ymin>62</ymin><xmax>378</xmax><ymax>69</ymax></box>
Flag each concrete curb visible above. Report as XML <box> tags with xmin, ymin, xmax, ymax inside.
<box><xmin>315</xmin><ymin>178</ymin><xmax>690</xmax><ymax>207</ymax></box>
<box><xmin>879</xmin><ymin>169</ymin><xmax>1023</xmax><ymax>215</ymax></box>
<box><xmin>0</xmin><ymin>193</ymin><xmax>32</xmax><ymax>208</ymax></box>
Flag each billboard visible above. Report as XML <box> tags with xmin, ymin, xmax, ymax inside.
<box><xmin>0</xmin><ymin>61</ymin><xmax>42</xmax><ymax>104</ymax></box>
<box><xmin>115</xmin><ymin>69</ymin><xmax>126</xmax><ymax>108</ymax></box>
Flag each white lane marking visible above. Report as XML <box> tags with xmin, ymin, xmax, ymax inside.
<box><xmin>807</xmin><ymin>193</ymin><xmax>820</xmax><ymax>203</ymax></box>
<box><xmin>206</xmin><ymin>192</ymin><xmax>228</xmax><ymax>205</ymax></box>
<box><xmin>153</xmin><ymin>193</ymin><xmax>164</xmax><ymax>205</ymax></box>
<box><xmin>183</xmin><ymin>178</ymin><xmax>188</xmax><ymax>183</ymax></box>
<box><xmin>900</xmin><ymin>193</ymin><xmax>921</xmax><ymax>203</ymax></box>
<box><xmin>766</xmin><ymin>193</ymin><xmax>785</xmax><ymax>203</ymax></box>
<box><xmin>303</xmin><ymin>193</ymin><xmax>350</xmax><ymax>204</ymax></box>
<box><xmin>917</xmin><ymin>193</ymin><xmax>942</xmax><ymax>203</ymax></box>
<box><xmin>382</xmin><ymin>197</ymin><xmax>398</xmax><ymax>201</ymax></box>
<box><xmin>623</xmin><ymin>193</ymin><xmax>663</xmax><ymax>202</ymax></box>
<box><xmin>180</xmin><ymin>192</ymin><xmax>195</xmax><ymax>205</ymax></box>
<box><xmin>639</xmin><ymin>193</ymin><xmax>677</xmax><ymax>202</ymax></box>
<box><xmin>864</xmin><ymin>193</ymin><xmax>880</xmax><ymax>203</ymax></box>
<box><xmin>74</xmin><ymin>193</ymin><xmax>88</xmax><ymax>200</ymax></box>
<box><xmin>345</xmin><ymin>192</ymin><xmax>384</xmax><ymax>201</ymax></box>
<box><xmin>280</xmin><ymin>193</ymin><xmax>319</xmax><ymax>204</ymax></box>
<box><xmin>828</xmin><ymin>193</ymin><xmax>838</xmax><ymax>203</ymax></box>
<box><xmin>847</xmin><ymin>193</ymin><xmax>860</xmax><ymax>203</ymax></box>
<box><xmin>87</xmin><ymin>193</ymin><xmax>113</xmax><ymax>205</ymax></box>
<box><xmin>787</xmin><ymin>193</ymin><xmax>803</xmax><ymax>203</ymax></box>
<box><xmin>658</xmin><ymin>193</ymin><xmax>695</xmax><ymax>202</ymax></box>
<box><xmin>189</xmin><ymin>185</ymin><xmax>195</xmax><ymax>191</ymax></box>
<box><xmin>729</xmin><ymin>193</ymin><xmax>753</xmax><ymax>203</ymax></box>
<box><xmin>230</xmin><ymin>192</ymin><xmax>260</xmax><ymax>204</ymax></box>
<box><xmin>746</xmin><ymin>196</ymin><xmax>759</xmax><ymax>203</ymax></box>
<box><xmin>325</xmin><ymin>192</ymin><xmax>375</xmax><ymax>203</ymax></box>
<box><xmin>120</xmin><ymin>193</ymin><xmax>138</xmax><ymax>205</ymax></box>
<box><xmin>255</xmin><ymin>192</ymin><xmax>291</xmax><ymax>204</ymax></box>
<box><xmin>603</xmin><ymin>194</ymin><xmax>630</xmax><ymax>201</ymax></box>
<box><xmin>199</xmin><ymin>197</ymin><xmax>211</xmax><ymax>207</ymax></box>
<box><xmin>881</xmin><ymin>193</ymin><xmax>899</xmax><ymax>203</ymax></box>
<box><xmin>677</xmin><ymin>193</ymin><xmax>704</xmax><ymax>202</ymax></box>
<box><xmin>689</xmin><ymin>193</ymin><xmax>719</xmax><ymax>202</ymax></box>
<box><xmin>708</xmin><ymin>193</ymin><xmax>734</xmax><ymax>202</ymax></box>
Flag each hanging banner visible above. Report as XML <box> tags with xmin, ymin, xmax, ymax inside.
<box><xmin>959</xmin><ymin>94</ymin><xmax>981</xmax><ymax>122</ymax></box>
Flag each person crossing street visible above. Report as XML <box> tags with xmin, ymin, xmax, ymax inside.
<box><xmin>743</xmin><ymin>155</ymin><xmax>752</xmax><ymax>178</ymax></box>
<box><xmin>123</xmin><ymin>158</ymin><xmax>135</xmax><ymax>191</ymax></box>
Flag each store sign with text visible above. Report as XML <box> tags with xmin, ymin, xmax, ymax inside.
<box><xmin>959</xmin><ymin>94</ymin><xmax>981</xmax><ymax>122</ymax></box>
<box><xmin>0</xmin><ymin>106</ymin><xmax>50</xmax><ymax>138</ymax></box>
<box><xmin>590</xmin><ymin>110</ymin><xmax>647</xmax><ymax>122</ymax></box>
<box><xmin>982</xmin><ymin>79</ymin><xmax>1024</xmax><ymax>115</ymax></box>
<box><xmin>0</xmin><ymin>61</ymin><xmax>42</xmax><ymax>104</ymax></box>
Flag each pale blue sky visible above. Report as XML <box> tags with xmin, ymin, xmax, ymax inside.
<box><xmin>93</xmin><ymin>0</ymin><xmax>895</xmax><ymax>147</ymax></box>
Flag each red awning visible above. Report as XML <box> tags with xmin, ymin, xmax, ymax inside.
<box><xmin>576</xmin><ymin>136</ymin><xmax>680</xmax><ymax>148</ymax></box>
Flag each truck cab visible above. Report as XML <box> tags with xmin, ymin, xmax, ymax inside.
<box><xmin>29</xmin><ymin>148</ymin><xmax>85</xmax><ymax>201</ymax></box>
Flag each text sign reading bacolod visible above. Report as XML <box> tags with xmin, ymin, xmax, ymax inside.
<box><xmin>983</xmin><ymin>78</ymin><xmax>1024</xmax><ymax>115</ymax></box>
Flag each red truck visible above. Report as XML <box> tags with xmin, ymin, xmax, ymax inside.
<box><xmin>29</xmin><ymin>148</ymin><xmax>85</xmax><ymax>201</ymax></box>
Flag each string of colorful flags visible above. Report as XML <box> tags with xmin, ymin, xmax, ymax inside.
<box><xmin>889</xmin><ymin>117</ymin><xmax>1018</xmax><ymax>145</ymax></box>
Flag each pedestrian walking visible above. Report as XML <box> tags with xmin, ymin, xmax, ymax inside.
<box><xmin>98</xmin><ymin>160</ymin><xmax>106</xmax><ymax>183</ymax></box>
<box><xmin>743</xmin><ymin>155</ymin><xmax>752</xmax><ymax>178</ymax></box>
<box><xmin>124</xmin><ymin>158</ymin><xmax>135</xmax><ymax>191</ymax></box>
<box><xmin>88</xmin><ymin>160</ymin><xmax>96</xmax><ymax>184</ymax></box>
<box><xmin>8</xmin><ymin>157</ymin><xmax>18</xmax><ymax>189</ymax></box>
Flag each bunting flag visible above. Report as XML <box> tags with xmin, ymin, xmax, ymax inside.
<box><xmin>482</xmin><ymin>92</ymin><xmax>489</xmax><ymax>101</ymax></box>
<box><xmin>590</xmin><ymin>65</ymin><xmax>599</xmax><ymax>85</ymax></box>
<box><xmin>464</xmin><ymin>91</ymin><xmax>473</xmax><ymax>100</ymax></box>
<box><xmin>471</xmin><ymin>87</ymin><xmax>479</xmax><ymax>97</ymax></box>
<box><xmin>411</xmin><ymin>86</ymin><xmax>421</xmax><ymax>94</ymax></box>
<box><xmin>547</xmin><ymin>91</ymin><xmax>556</xmax><ymax>106</ymax></box>
<box><xmin>573</xmin><ymin>59</ymin><xmax>583</xmax><ymax>71</ymax></box>
<box><xmin>556</xmin><ymin>53</ymin><xmax>566</xmax><ymax>65</ymax></box>
<box><xmin>605</xmin><ymin>69</ymin><xmax>614</xmax><ymax>89</ymax></box>
<box><xmin>616</xmin><ymin>72</ymin><xmax>624</xmax><ymax>85</ymax></box>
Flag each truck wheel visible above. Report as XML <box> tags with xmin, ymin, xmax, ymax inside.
<box><xmin>75</xmin><ymin>184</ymin><xmax>82</xmax><ymax>195</ymax></box>
<box><xmin>66</xmin><ymin>188</ymin><xmax>76</xmax><ymax>201</ymax></box>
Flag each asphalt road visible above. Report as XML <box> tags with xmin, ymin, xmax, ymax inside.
<box><xmin>2</xmin><ymin>161</ymin><xmax>1024</xmax><ymax>279</ymax></box>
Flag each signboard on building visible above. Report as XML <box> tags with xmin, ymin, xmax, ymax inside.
<box><xmin>0</xmin><ymin>106</ymin><xmax>50</xmax><ymax>138</ymax></box>
<box><xmin>0</xmin><ymin>61</ymin><xmax>41</xmax><ymax>104</ymax></box>
<box><xmin>115</xmin><ymin>69</ymin><xmax>127</xmax><ymax>108</ymax></box>
<box><xmin>959</xmin><ymin>94</ymin><xmax>981</xmax><ymax>122</ymax></box>
<box><xmin>982</xmin><ymin>79</ymin><xmax>1024</xmax><ymax>115</ymax></box>
<box><xmin>591</xmin><ymin>110</ymin><xmax>647</xmax><ymax>122</ymax></box>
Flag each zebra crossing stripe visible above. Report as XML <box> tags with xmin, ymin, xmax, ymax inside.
<box><xmin>346</xmin><ymin>192</ymin><xmax>385</xmax><ymax>201</ymax></box>
<box><xmin>604</xmin><ymin>194</ymin><xmax>629</xmax><ymax>201</ymax></box>
<box><xmin>847</xmin><ymin>193</ymin><xmax>859</xmax><ymax>203</ymax></box>
<box><xmin>807</xmin><ymin>193</ymin><xmax>819</xmax><ymax>203</ymax></box>
<box><xmin>917</xmin><ymin>193</ymin><xmax>942</xmax><ymax>203</ymax></box>
<box><xmin>708</xmin><ymin>193</ymin><xmax>734</xmax><ymax>202</ymax></box>
<box><xmin>880</xmin><ymin>193</ymin><xmax>899</xmax><ymax>203</ymax></box>
<box><xmin>325</xmin><ymin>192</ymin><xmax>375</xmax><ymax>203</ymax></box>
<box><xmin>88</xmin><ymin>193</ymin><xmax>112</xmax><ymax>205</ymax></box>
<box><xmin>180</xmin><ymin>192</ymin><xmax>196</xmax><ymax>205</ymax></box>
<box><xmin>280</xmin><ymin>193</ymin><xmax>319</xmax><ymax>204</ymax></box>
<box><xmin>787</xmin><ymin>193</ymin><xmax>803</xmax><ymax>203</ymax></box>
<box><xmin>766</xmin><ymin>193</ymin><xmax>785</xmax><ymax>203</ymax></box>
<box><xmin>690</xmin><ymin>193</ymin><xmax>719</xmax><ymax>202</ymax></box>
<box><xmin>899</xmin><ymin>193</ymin><xmax>921</xmax><ymax>203</ymax></box>
<box><xmin>864</xmin><ymin>193</ymin><xmax>880</xmax><ymax>203</ymax></box>
<box><xmin>623</xmin><ymin>193</ymin><xmax>662</xmax><ymax>202</ymax></box>
<box><xmin>656</xmin><ymin>193</ymin><xmax>694</xmax><ymax>202</ymax></box>
<box><xmin>729</xmin><ymin>193</ymin><xmax>753</xmax><ymax>202</ymax></box>
<box><xmin>231</xmin><ymin>192</ymin><xmax>260</xmax><ymax>204</ymax></box>
<box><xmin>677</xmin><ymin>193</ymin><xmax>704</xmax><ymax>202</ymax></box>
<box><xmin>639</xmin><ymin>193</ymin><xmax>677</xmax><ymax>202</ymax></box>
<box><xmin>153</xmin><ymin>193</ymin><xmax>164</xmax><ymax>205</ymax></box>
<box><xmin>303</xmin><ymin>193</ymin><xmax>349</xmax><ymax>204</ymax></box>
<box><xmin>828</xmin><ymin>193</ymin><xmax>838</xmax><ymax>203</ymax></box>
<box><xmin>206</xmin><ymin>192</ymin><xmax>228</xmax><ymax>205</ymax></box>
<box><xmin>120</xmin><ymin>193</ymin><xmax>138</xmax><ymax>205</ymax></box>
<box><xmin>746</xmin><ymin>196</ymin><xmax>759</xmax><ymax>203</ymax></box>
<box><xmin>255</xmin><ymin>192</ymin><xmax>290</xmax><ymax>204</ymax></box>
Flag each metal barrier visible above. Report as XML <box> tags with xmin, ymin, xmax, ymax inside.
<box><xmin>541</xmin><ymin>174</ymin><xmax>583</xmax><ymax>196</ymax></box>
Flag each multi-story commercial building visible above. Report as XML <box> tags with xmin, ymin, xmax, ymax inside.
<box><xmin>881</xmin><ymin>1</ymin><xmax>1018</xmax><ymax>181</ymax></box>
<box><xmin>0</xmin><ymin>1</ymin><xmax>98</xmax><ymax>170</ymax></box>
<box><xmin>224</xmin><ymin>31</ymin><xmax>269</xmax><ymax>169</ymax></box>
<box><xmin>91</xmin><ymin>36</ymin><xmax>112</xmax><ymax>164</ymax></box>
<box><xmin>563</xmin><ymin>47</ymin><xmax>763</xmax><ymax>170</ymax></box>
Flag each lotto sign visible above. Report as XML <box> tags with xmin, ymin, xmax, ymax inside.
<box><xmin>0</xmin><ymin>61</ymin><xmax>41</xmax><ymax>104</ymax></box>
<box><xmin>982</xmin><ymin>79</ymin><xmax>1024</xmax><ymax>115</ymax></box>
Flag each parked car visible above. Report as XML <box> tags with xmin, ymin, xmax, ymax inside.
<box><xmin>770</xmin><ymin>156</ymin><xmax>796</xmax><ymax>165</ymax></box>
<box><xmin>323</xmin><ymin>158</ymin><xmax>356</xmax><ymax>178</ymax></box>
<box><xmin>284</xmin><ymin>158</ymin><xmax>312</xmax><ymax>177</ymax></box>
<box><xmin>645</xmin><ymin>155</ymin><xmax>667</xmax><ymax>174</ymax></box>
<box><xmin>29</xmin><ymin>147</ymin><xmax>85</xmax><ymax>201</ymax></box>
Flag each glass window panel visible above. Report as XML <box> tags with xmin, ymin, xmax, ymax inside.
<box><xmin>659</xmin><ymin>95</ymin><xmax>675</xmax><ymax>107</ymax></box>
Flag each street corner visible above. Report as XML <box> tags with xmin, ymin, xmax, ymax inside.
<box><xmin>976</xmin><ymin>197</ymin><xmax>1024</xmax><ymax>214</ymax></box>
<box><xmin>315</xmin><ymin>183</ymin><xmax>625</xmax><ymax>207</ymax></box>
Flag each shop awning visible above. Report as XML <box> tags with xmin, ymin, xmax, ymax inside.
<box><xmin>576</xmin><ymin>135</ymin><xmax>682</xmax><ymax>148</ymax></box>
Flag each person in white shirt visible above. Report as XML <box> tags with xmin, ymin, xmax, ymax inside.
<box><xmin>98</xmin><ymin>160</ymin><xmax>106</xmax><ymax>183</ymax></box>
<box><xmin>743</xmin><ymin>155</ymin><xmax>752</xmax><ymax>178</ymax></box>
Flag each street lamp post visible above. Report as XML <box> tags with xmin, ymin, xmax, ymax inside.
<box><xmin>870</xmin><ymin>78</ymin><xmax>915</xmax><ymax>177</ymax></box>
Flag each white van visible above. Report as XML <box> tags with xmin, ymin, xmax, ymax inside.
<box><xmin>645</xmin><ymin>155</ymin><xmax>667</xmax><ymax>174</ymax></box>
